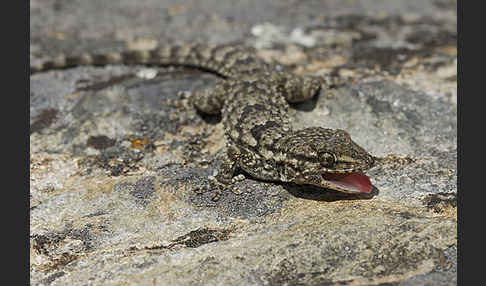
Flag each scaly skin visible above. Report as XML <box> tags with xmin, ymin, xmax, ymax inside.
<box><xmin>31</xmin><ymin>43</ymin><xmax>375</xmax><ymax>195</ymax></box>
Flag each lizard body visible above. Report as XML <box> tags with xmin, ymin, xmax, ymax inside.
<box><xmin>31</xmin><ymin>43</ymin><xmax>375</xmax><ymax>194</ymax></box>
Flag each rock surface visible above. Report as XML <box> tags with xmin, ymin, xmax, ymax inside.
<box><xmin>30</xmin><ymin>0</ymin><xmax>457</xmax><ymax>285</ymax></box>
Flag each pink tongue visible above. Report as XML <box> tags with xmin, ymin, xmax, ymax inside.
<box><xmin>324</xmin><ymin>172</ymin><xmax>372</xmax><ymax>193</ymax></box>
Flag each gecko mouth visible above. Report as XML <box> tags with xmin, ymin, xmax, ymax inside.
<box><xmin>321</xmin><ymin>172</ymin><xmax>372</xmax><ymax>193</ymax></box>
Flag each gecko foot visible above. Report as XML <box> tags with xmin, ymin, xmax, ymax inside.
<box><xmin>192</xmin><ymin>175</ymin><xmax>228</xmax><ymax>202</ymax></box>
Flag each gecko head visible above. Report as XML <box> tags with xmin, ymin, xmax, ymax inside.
<box><xmin>278</xmin><ymin>127</ymin><xmax>375</xmax><ymax>193</ymax></box>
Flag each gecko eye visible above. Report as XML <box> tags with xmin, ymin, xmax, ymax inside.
<box><xmin>319</xmin><ymin>152</ymin><xmax>336</xmax><ymax>167</ymax></box>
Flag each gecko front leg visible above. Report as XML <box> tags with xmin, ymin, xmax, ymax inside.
<box><xmin>214</xmin><ymin>152</ymin><xmax>237</xmax><ymax>185</ymax></box>
<box><xmin>210</xmin><ymin>145</ymin><xmax>249</xmax><ymax>201</ymax></box>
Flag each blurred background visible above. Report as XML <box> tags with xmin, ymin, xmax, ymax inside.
<box><xmin>31</xmin><ymin>0</ymin><xmax>456</xmax><ymax>80</ymax></box>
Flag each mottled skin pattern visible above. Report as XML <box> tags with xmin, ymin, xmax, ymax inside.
<box><xmin>31</xmin><ymin>43</ymin><xmax>375</xmax><ymax>196</ymax></box>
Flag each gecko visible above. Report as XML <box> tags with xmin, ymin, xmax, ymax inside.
<box><xmin>31</xmin><ymin>43</ymin><xmax>376</xmax><ymax>197</ymax></box>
